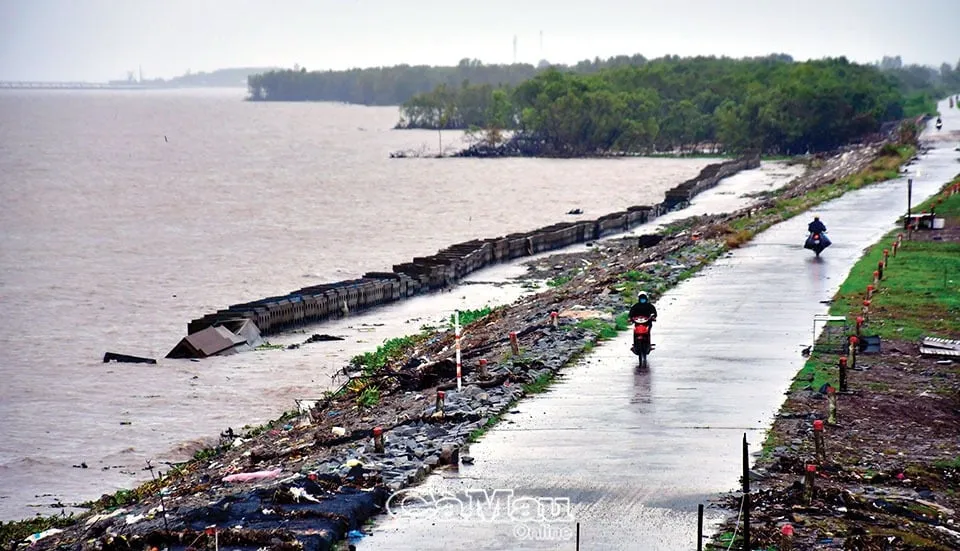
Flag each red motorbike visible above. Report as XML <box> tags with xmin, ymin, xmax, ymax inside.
<box><xmin>631</xmin><ymin>315</ymin><xmax>655</xmax><ymax>368</ymax></box>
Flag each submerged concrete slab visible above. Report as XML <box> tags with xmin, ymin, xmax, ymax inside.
<box><xmin>354</xmin><ymin>110</ymin><xmax>958</xmax><ymax>549</ymax></box>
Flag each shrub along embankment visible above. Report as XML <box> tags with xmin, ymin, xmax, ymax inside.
<box><xmin>6</xmin><ymin>138</ymin><xmax>919</xmax><ymax>551</ymax></box>
<box><xmin>707</xmin><ymin>175</ymin><xmax>960</xmax><ymax>550</ymax></box>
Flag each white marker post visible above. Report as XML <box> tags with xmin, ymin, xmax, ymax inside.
<box><xmin>455</xmin><ymin>310</ymin><xmax>462</xmax><ymax>392</ymax></box>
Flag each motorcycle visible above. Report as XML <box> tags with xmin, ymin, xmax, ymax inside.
<box><xmin>804</xmin><ymin>231</ymin><xmax>831</xmax><ymax>257</ymax></box>
<box><xmin>630</xmin><ymin>315</ymin><xmax>655</xmax><ymax>368</ymax></box>
<box><xmin>936</xmin><ymin>117</ymin><xmax>943</xmax><ymax>131</ymax></box>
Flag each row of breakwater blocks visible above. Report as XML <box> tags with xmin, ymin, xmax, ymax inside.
<box><xmin>181</xmin><ymin>155</ymin><xmax>760</xmax><ymax>346</ymax></box>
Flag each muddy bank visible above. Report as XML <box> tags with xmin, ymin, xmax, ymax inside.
<box><xmin>713</xmin><ymin>344</ymin><xmax>960</xmax><ymax>550</ymax></box>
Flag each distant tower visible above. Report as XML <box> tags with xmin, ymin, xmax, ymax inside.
<box><xmin>513</xmin><ymin>35</ymin><xmax>517</xmax><ymax>64</ymax></box>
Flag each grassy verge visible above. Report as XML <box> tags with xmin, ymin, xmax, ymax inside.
<box><xmin>829</xmin><ymin>180</ymin><xmax>960</xmax><ymax>341</ymax></box>
<box><xmin>449</xmin><ymin>306</ymin><xmax>494</xmax><ymax>327</ymax></box>
<box><xmin>350</xmin><ymin>334</ymin><xmax>424</xmax><ymax>375</ymax></box>
<box><xmin>790</xmin><ymin>172</ymin><xmax>960</xmax><ymax>390</ymax></box>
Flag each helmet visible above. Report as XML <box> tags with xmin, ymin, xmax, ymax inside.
<box><xmin>637</xmin><ymin>291</ymin><xmax>648</xmax><ymax>302</ymax></box>
<box><xmin>814</xmin><ymin>216</ymin><xmax>820</xmax><ymax>220</ymax></box>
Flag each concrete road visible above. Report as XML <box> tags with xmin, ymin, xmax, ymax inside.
<box><xmin>353</xmin><ymin>108</ymin><xmax>959</xmax><ymax>550</ymax></box>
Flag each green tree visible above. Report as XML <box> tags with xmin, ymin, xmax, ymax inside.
<box><xmin>390</xmin><ymin>54</ymin><xmax>949</xmax><ymax>156</ymax></box>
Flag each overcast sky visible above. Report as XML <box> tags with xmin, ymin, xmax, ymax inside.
<box><xmin>0</xmin><ymin>0</ymin><xmax>957</xmax><ymax>81</ymax></box>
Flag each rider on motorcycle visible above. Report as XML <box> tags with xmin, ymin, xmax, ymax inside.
<box><xmin>629</xmin><ymin>291</ymin><xmax>657</xmax><ymax>349</ymax></box>
<box><xmin>807</xmin><ymin>216</ymin><xmax>826</xmax><ymax>234</ymax></box>
<box><xmin>805</xmin><ymin>216</ymin><xmax>832</xmax><ymax>252</ymax></box>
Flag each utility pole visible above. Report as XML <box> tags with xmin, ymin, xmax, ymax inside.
<box><xmin>513</xmin><ymin>35</ymin><xmax>517</xmax><ymax>64</ymax></box>
<box><xmin>907</xmin><ymin>178</ymin><xmax>913</xmax><ymax>227</ymax></box>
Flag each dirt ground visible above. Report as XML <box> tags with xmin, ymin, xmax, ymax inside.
<box><xmin>907</xmin><ymin>216</ymin><xmax>960</xmax><ymax>243</ymax></box>
<box><xmin>710</xmin><ymin>334</ymin><xmax>960</xmax><ymax>549</ymax></box>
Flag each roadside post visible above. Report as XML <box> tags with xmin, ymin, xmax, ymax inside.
<box><xmin>742</xmin><ymin>433</ymin><xmax>751</xmax><ymax>550</ymax></box>
<box><xmin>455</xmin><ymin>310</ymin><xmax>462</xmax><ymax>392</ymax></box>
<box><xmin>435</xmin><ymin>390</ymin><xmax>445</xmax><ymax>417</ymax></box>
<box><xmin>697</xmin><ymin>503</ymin><xmax>704</xmax><ymax>551</ymax></box>
<box><xmin>803</xmin><ymin>464</ymin><xmax>817</xmax><ymax>504</ymax></box>
<box><xmin>849</xmin><ymin>336</ymin><xmax>859</xmax><ymax>369</ymax></box>
<box><xmin>839</xmin><ymin>357</ymin><xmax>848</xmax><ymax>393</ymax></box>
<box><xmin>780</xmin><ymin>524</ymin><xmax>794</xmax><ymax>550</ymax></box>
<box><xmin>813</xmin><ymin>420</ymin><xmax>826</xmax><ymax>463</ymax></box>
<box><xmin>907</xmin><ymin>178</ymin><xmax>913</xmax><ymax>222</ymax></box>
<box><xmin>827</xmin><ymin>386</ymin><xmax>838</xmax><ymax>425</ymax></box>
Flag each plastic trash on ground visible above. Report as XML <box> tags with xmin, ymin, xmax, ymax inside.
<box><xmin>222</xmin><ymin>468</ymin><xmax>282</xmax><ymax>483</ymax></box>
<box><xmin>23</xmin><ymin>529</ymin><xmax>63</xmax><ymax>544</ymax></box>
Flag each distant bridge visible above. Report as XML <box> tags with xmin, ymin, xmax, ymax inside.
<box><xmin>0</xmin><ymin>81</ymin><xmax>149</xmax><ymax>90</ymax></box>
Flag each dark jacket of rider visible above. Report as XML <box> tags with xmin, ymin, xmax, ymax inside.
<box><xmin>629</xmin><ymin>293</ymin><xmax>658</xmax><ymax>320</ymax></box>
<box><xmin>808</xmin><ymin>218</ymin><xmax>827</xmax><ymax>234</ymax></box>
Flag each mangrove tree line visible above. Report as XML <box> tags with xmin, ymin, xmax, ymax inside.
<box><xmin>244</xmin><ymin>54</ymin><xmax>791</xmax><ymax>104</ymax></box>
<box><xmin>245</xmin><ymin>55</ymin><xmax>672</xmax><ymax>104</ymax></box>
<box><xmin>247</xmin><ymin>59</ymin><xmax>542</xmax><ymax>104</ymax></box>
<box><xmin>396</xmin><ymin>55</ymin><xmax>960</xmax><ymax>156</ymax></box>
<box><xmin>246</xmin><ymin>54</ymin><xmax>958</xmax><ymax>110</ymax></box>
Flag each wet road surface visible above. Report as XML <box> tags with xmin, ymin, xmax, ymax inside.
<box><xmin>353</xmin><ymin>109</ymin><xmax>959</xmax><ymax>549</ymax></box>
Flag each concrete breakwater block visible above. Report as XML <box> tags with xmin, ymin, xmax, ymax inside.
<box><xmin>103</xmin><ymin>352</ymin><xmax>157</xmax><ymax>364</ymax></box>
<box><xmin>167</xmin><ymin>318</ymin><xmax>263</xmax><ymax>359</ymax></box>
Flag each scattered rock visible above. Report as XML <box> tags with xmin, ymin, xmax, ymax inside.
<box><xmin>305</xmin><ymin>333</ymin><xmax>345</xmax><ymax>343</ymax></box>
